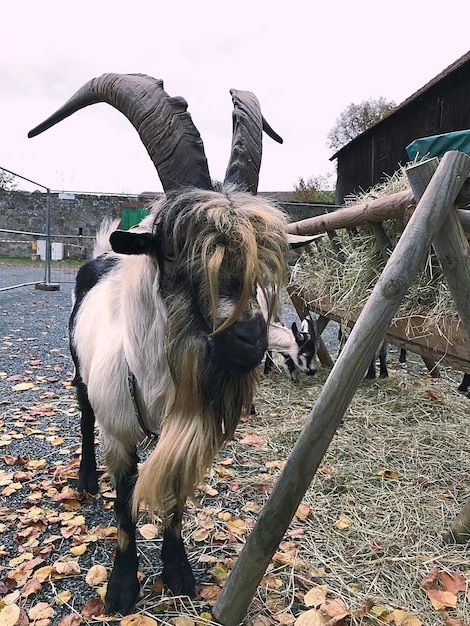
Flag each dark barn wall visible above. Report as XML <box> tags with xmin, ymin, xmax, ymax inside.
<box><xmin>334</xmin><ymin>55</ymin><xmax>470</xmax><ymax>203</ymax></box>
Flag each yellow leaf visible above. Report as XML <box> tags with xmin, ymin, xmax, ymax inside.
<box><xmin>392</xmin><ymin>609</ymin><xmax>423</xmax><ymax>625</ymax></box>
<box><xmin>26</xmin><ymin>459</ymin><xmax>46</xmax><ymax>470</ymax></box>
<box><xmin>377</xmin><ymin>469</ymin><xmax>399</xmax><ymax>479</ymax></box>
<box><xmin>295</xmin><ymin>503</ymin><xmax>311</xmax><ymax>520</ymax></box>
<box><xmin>304</xmin><ymin>585</ymin><xmax>328</xmax><ymax>608</ymax></box>
<box><xmin>85</xmin><ymin>564</ymin><xmax>108</xmax><ymax>586</ymax></box>
<box><xmin>12</xmin><ymin>382</ymin><xmax>35</xmax><ymax>392</ymax></box>
<box><xmin>35</xmin><ymin>566</ymin><xmax>54</xmax><ymax>582</ymax></box>
<box><xmin>9</xmin><ymin>552</ymin><xmax>34</xmax><ymax>567</ymax></box>
<box><xmin>334</xmin><ymin>515</ymin><xmax>352</xmax><ymax>530</ymax></box>
<box><xmin>226</xmin><ymin>518</ymin><xmax>248</xmax><ymax>536</ymax></box>
<box><xmin>70</xmin><ymin>544</ymin><xmax>87</xmax><ymax>556</ymax></box>
<box><xmin>55</xmin><ymin>589</ymin><xmax>72</xmax><ymax>605</ymax></box>
<box><xmin>198</xmin><ymin>612</ymin><xmax>213</xmax><ymax>624</ymax></box>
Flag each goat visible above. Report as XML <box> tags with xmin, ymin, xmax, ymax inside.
<box><xmin>338</xmin><ymin>326</ymin><xmax>388</xmax><ymax>379</ymax></box>
<box><xmin>258</xmin><ymin>286</ymin><xmax>318</xmax><ymax>381</ymax></box>
<box><xmin>28</xmin><ymin>73</ymin><xmax>291</xmax><ymax>615</ymax></box>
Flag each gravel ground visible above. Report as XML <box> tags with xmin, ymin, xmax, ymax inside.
<box><xmin>0</xmin><ymin>276</ymin><xmax>340</xmax><ymax>623</ymax></box>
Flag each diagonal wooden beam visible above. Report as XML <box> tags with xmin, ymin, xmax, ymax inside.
<box><xmin>213</xmin><ymin>151</ymin><xmax>470</xmax><ymax>626</ymax></box>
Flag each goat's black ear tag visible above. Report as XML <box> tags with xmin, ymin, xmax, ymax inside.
<box><xmin>110</xmin><ymin>230</ymin><xmax>154</xmax><ymax>255</ymax></box>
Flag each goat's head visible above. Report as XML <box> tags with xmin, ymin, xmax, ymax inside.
<box><xmin>28</xmin><ymin>73</ymin><xmax>288</xmax><ymax>381</ymax></box>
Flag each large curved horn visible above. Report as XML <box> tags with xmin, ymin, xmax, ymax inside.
<box><xmin>223</xmin><ymin>89</ymin><xmax>283</xmax><ymax>194</ymax></box>
<box><xmin>28</xmin><ymin>73</ymin><xmax>213</xmax><ymax>193</ymax></box>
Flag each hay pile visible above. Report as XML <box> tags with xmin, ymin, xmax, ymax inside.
<box><xmin>290</xmin><ymin>167</ymin><xmax>459</xmax><ymax>336</ymax></box>
<box><xmin>235</xmin><ymin>357</ymin><xmax>470</xmax><ymax>625</ymax></box>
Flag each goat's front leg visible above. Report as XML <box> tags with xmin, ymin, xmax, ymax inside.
<box><xmin>161</xmin><ymin>505</ymin><xmax>195</xmax><ymax>597</ymax></box>
<box><xmin>105</xmin><ymin>452</ymin><xmax>140</xmax><ymax>615</ymax></box>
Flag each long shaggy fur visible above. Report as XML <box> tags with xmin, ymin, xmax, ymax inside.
<box><xmin>74</xmin><ymin>186</ymin><xmax>289</xmax><ymax>520</ymax></box>
<box><xmin>133</xmin><ymin>187</ymin><xmax>288</xmax><ymax>517</ymax></box>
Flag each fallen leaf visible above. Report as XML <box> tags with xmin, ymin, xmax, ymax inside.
<box><xmin>334</xmin><ymin>516</ymin><xmax>352</xmax><ymax>530</ymax></box>
<box><xmin>55</xmin><ymin>590</ymin><xmax>72</xmax><ymax>605</ymax></box>
<box><xmin>304</xmin><ymin>585</ymin><xmax>328</xmax><ymax>608</ymax></box>
<box><xmin>438</xmin><ymin>571</ymin><xmax>467</xmax><ymax>594</ymax></box>
<box><xmin>70</xmin><ymin>544</ymin><xmax>87</xmax><ymax>556</ymax></box>
<box><xmin>377</xmin><ymin>469</ymin><xmax>399</xmax><ymax>479</ymax></box>
<box><xmin>12</xmin><ymin>382</ymin><xmax>35</xmax><ymax>392</ymax></box>
<box><xmin>85</xmin><ymin>565</ymin><xmax>108</xmax><ymax>586</ymax></box>
<box><xmin>121</xmin><ymin>615</ymin><xmax>158</xmax><ymax>626</ymax></box>
<box><xmin>320</xmin><ymin>598</ymin><xmax>349</xmax><ymax>620</ymax></box>
<box><xmin>0</xmin><ymin>603</ymin><xmax>21</xmax><ymax>626</ymax></box>
<box><xmin>391</xmin><ymin>609</ymin><xmax>423</xmax><ymax>625</ymax></box>
<box><xmin>169</xmin><ymin>618</ymin><xmax>194</xmax><ymax>626</ymax></box>
<box><xmin>426</xmin><ymin>589</ymin><xmax>457</xmax><ymax>610</ymax></box>
<box><xmin>199</xmin><ymin>585</ymin><xmax>222</xmax><ymax>603</ymax></box>
<box><xmin>139</xmin><ymin>523</ymin><xmax>159</xmax><ymax>540</ymax></box>
<box><xmin>58</xmin><ymin>615</ymin><xmax>84</xmax><ymax>625</ymax></box>
<box><xmin>239</xmin><ymin>433</ymin><xmax>267</xmax><ymax>447</ymax></box>
<box><xmin>81</xmin><ymin>597</ymin><xmax>104</xmax><ymax>618</ymax></box>
<box><xmin>295</xmin><ymin>608</ymin><xmax>328</xmax><ymax>626</ymax></box>
<box><xmin>28</xmin><ymin>601</ymin><xmax>54</xmax><ymax>620</ymax></box>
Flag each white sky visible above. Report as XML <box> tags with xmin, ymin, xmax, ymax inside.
<box><xmin>1</xmin><ymin>1</ymin><xmax>469</xmax><ymax>194</ymax></box>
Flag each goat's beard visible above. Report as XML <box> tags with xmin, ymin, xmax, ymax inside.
<box><xmin>132</xmin><ymin>291</ymin><xmax>256</xmax><ymax>521</ymax></box>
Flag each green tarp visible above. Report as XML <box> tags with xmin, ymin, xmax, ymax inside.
<box><xmin>406</xmin><ymin>129</ymin><xmax>470</xmax><ymax>161</ymax></box>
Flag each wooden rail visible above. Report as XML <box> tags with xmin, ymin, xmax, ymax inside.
<box><xmin>290</xmin><ymin>289</ymin><xmax>470</xmax><ymax>372</ymax></box>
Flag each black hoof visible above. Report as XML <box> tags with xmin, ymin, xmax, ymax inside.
<box><xmin>104</xmin><ymin>570</ymin><xmax>141</xmax><ymax>615</ymax></box>
<box><xmin>162</xmin><ymin>561</ymin><xmax>196</xmax><ymax>598</ymax></box>
<box><xmin>77</xmin><ymin>471</ymin><xmax>99</xmax><ymax>495</ymax></box>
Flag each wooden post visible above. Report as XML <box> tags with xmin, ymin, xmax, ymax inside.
<box><xmin>213</xmin><ymin>151</ymin><xmax>470</xmax><ymax>626</ymax></box>
<box><xmin>407</xmin><ymin>157</ymin><xmax>470</xmax><ymax>546</ymax></box>
<box><xmin>407</xmin><ymin>158</ymin><xmax>470</xmax><ymax>338</ymax></box>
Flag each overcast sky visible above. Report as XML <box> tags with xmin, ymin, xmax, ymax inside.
<box><xmin>1</xmin><ymin>1</ymin><xmax>468</xmax><ymax>195</ymax></box>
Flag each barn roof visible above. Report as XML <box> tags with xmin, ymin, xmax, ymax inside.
<box><xmin>330</xmin><ymin>50</ymin><xmax>470</xmax><ymax>160</ymax></box>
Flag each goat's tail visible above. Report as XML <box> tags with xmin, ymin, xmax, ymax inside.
<box><xmin>93</xmin><ymin>218</ymin><xmax>121</xmax><ymax>258</ymax></box>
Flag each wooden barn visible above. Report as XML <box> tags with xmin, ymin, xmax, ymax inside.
<box><xmin>331</xmin><ymin>50</ymin><xmax>470</xmax><ymax>204</ymax></box>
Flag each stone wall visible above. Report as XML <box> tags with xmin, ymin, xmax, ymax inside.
<box><xmin>0</xmin><ymin>189</ymin><xmax>334</xmax><ymax>258</ymax></box>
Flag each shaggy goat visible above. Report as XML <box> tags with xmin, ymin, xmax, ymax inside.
<box><xmin>28</xmin><ymin>73</ymin><xmax>291</xmax><ymax>615</ymax></box>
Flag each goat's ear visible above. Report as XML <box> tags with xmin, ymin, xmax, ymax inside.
<box><xmin>287</xmin><ymin>233</ymin><xmax>323</xmax><ymax>249</ymax></box>
<box><xmin>291</xmin><ymin>322</ymin><xmax>303</xmax><ymax>342</ymax></box>
<box><xmin>109</xmin><ymin>230</ymin><xmax>156</xmax><ymax>255</ymax></box>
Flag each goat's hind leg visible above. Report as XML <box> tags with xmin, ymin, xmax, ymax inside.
<box><xmin>161</xmin><ymin>504</ymin><xmax>196</xmax><ymax>597</ymax></box>
<box><xmin>105</xmin><ymin>450</ymin><xmax>141</xmax><ymax>615</ymax></box>
<box><xmin>75</xmin><ymin>379</ymin><xmax>99</xmax><ymax>494</ymax></box>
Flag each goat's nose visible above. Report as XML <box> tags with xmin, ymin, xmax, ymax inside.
<box><xmin>210</xmin><ymin>315</ymin><xmax>268</xmax><ymax>374</ymax></box>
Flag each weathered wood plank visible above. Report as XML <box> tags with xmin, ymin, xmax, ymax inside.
<box><xmin>286</xmin><ymin>188</ymin><xmax>470</xmax><ymax>235</ymax></box>
<box><xmin>213</xmin><ymin>151</ymin><xmax>470</xmax><ymax>626</ymax></box>
<box><xmin>296</xmin><ymin>293</ymin><xmax>470</xmax><ymax>372</ymax></box>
